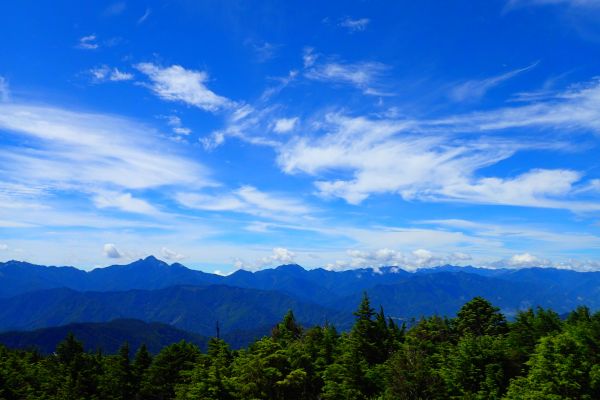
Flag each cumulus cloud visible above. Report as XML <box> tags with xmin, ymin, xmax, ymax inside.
<box><xmin>136</xmin><ymin>63</ymin><xmax>232</xmax><ymax>112</ymax></box>
<box><xmin>487</xmin><ymin>252</ymin><xmax>551</xmax><ymax>268</ymax></box>
<box><xmin>325</xmin><ymin>248</ymin><xmax>473</xmax><ymax>271</ymax></box>
<box><xmin>261</xmin><ymin>247</ymin><xmax>296</xmax><ymax>266</ymax></box>
<box><xmin>339</xmin><ymin>17</ymin><xmax>370</xmax><ymax>32</ymax></box>
<box><xmin>103</xmin><ymin>243</ymin><xmax>122</xmax><ymax>258</ymax></box>
<box><xmin>273</xmin><ymin>117</ymin><xmax>299</xmax><ymax>133</ymax></box>
<box><xmin>89</xmin><ymin>65</ymin><xmax>133</xmax><ymax>82</ymax></box>
<box><xmin>234</xmin><ymin>247</ymin><xmax>296</xmax><ymax>270</ymax></box>
<box><xmin>77</xmin><ymin>35</ymin><xmax>99</xmax><ymax>50</ymax></box>
<box><xmin>161</xmin><ymin>247</ymin><xmax>185</xmax><ymax>261</ymax></box>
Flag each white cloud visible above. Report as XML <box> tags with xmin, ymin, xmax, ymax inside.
<box><xmin>136</xmin><ymin>63</ymin><xmax>232</xmax><ymax>112</ymax></box>
<box><xmin>93</xmin><ymin>192</ymin><xmax>158</xmax><ymax>215</ymax></box>
<box><xmin>0</xmin><ymin>244</ymin><xmax>8</xmax><ymax>251</ymax></box>
<box><xmin>438</xmin><ymin>169</ymin><xmax>600</xmax><ymax>211</ymax></box>
<box><xmin>277</xmin><ymin>111</ymin><xmax>599</xmax><ymax>211</ymax></box>
<box><xmin>103</xmin><ymin>243</ymin><xmax>122</xmax><ymax>258</ymax></box>
<box><xmin>111</xmin><ymin>69</ymin><xmax>134</xmax><ymax>81</ymax></box>
<box><xmin>237</xmin><ymin>186</ymin><xmax>311</xmax><ymax>215</ymax></box>
<box><xmin>507</xmin><ymin>0</ymin><xmax>600</xmax><ymax>8</ymax></box>
<box><xmin>176</xmin><ymin>185</ymin><xmax>312</xmax><ymax>219</ymax></box>
<box><xmin>487</xmin><ymin>252</ymin><xmax>552</xmax><ymax>268</ymax></box>
<box><xmin>89</xmin><ymin>65</ymin><xmax>134</xmax><ymax>82</ymax></box>
<box><xmin>199</xmin><ymin>105</ymin><xmax>281</xmax><ymax>150</ymax></box>
<box><xmin>262</xmin><ymin>247</ymin><xmax>296</xmax><ymax>266</ymax></box>
<box><xmin>278</xmin><ymin>113</ymin><xmax>512</xmax><ymax>204</ymax></box>
<box><xmin>0</xmin><ymin>103</ymin><xmax>210</xmax><ymax>191</ymax></box>
<box><xmin>325</xmin><ymin>247</ymin><xmax>474</xmax><ymax>271</ymax></box>
<box><xmin>77</xmin><ymin>35</ymin><xmax>99</xmax><ymax>50</ymax></box>
<box><xmin>213</xmin><ymin>269</ymin><xmax>232</xmax><ymax>276</ymax></box>
<box><xmin>339</xmin><ymin>17</ymin><xmax>370</xmax><ymax>32</ymax></box>
<box><xmin>162</xmin><ymin>115</ymin><xmax>191</xmax><ymax>136</ymax></box>
<box><xmin>138</xmin><ymin>8</ymin><xmax>151</xmax><ymax>24</ymax></box>
<box><xmin>246</xmin><ymin>40</ymin><xmax>279</xmax><ymax>62</ymax></box>
<box><xmin>0</xmin><ymin>76</ymin><xmax>9</xmax><ymax>102</ymax></box>
<box><xmin>261</xmin><ymin>70</ymin><xmax>299</xmax><ymax>100</ymax></box>
<box><xmin>305</xmin><ymin>57</ymin><xmax>390</xmax><ymax>95</ymax></box>
<box><xmin>200</xmin><ymin>131</ymin><xmax>226</xmax><ymax>150</ymax></box>
<box><xmin>449</xmin><ymin>62</ymin><xmax>538</xmax><ymax>102</ymax></box>
<box><xmin>161</xmin><ymin>247</ymin><xmax>185</xmax><ymax>261</ymax></box>
<box><xmin>273</xmin><ymin>117</ymin><xmax>299</xmax><ymax>133</ymax></box>
<box><xmin>303</xmin><ymin>47</ymin><xmax>317</xmax><ymax>68</ymax></box>
<box><xmin>420</xmin><ymin>218</ymin><xmax>600</xmax><ymax>254</ymax></box>
<box><xmin>510</xmin><ymin>252</ymin><xmax>544</xmax><ymax>265</ymax></box>
<box><xmin>432</xmin><ymin>78</ymin><xmax>600</xmax><ymax>133</ymax></box>
<box><xmin>235</xmin><ymin>247</ymin><xmax>296</xmax><ymax>270</ymax></box>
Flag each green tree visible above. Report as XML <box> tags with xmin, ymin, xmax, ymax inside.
<box><xmin>99</xmin><ymin>342</ymin><xmax>134</xmax><ymax>400</ymax></box>
<box><xmin>456</xmin><ymin>297</ymin><xmax>508</xmax><ymax>337</ymax></box>
<box><xmin>272</xmin><ymin>310</ymin><xmax>303</xmax><ymax>344</ymax></box>
<box><xmin>139</xmin><ymin>341</ymin><xmax>200</xmax><ymax>400</ymax></box>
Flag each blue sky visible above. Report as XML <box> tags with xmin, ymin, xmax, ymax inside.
<box><xmin>1</xmin><ymin>0</ymin><xmax>600</xmax><ymax>272</ymax></box>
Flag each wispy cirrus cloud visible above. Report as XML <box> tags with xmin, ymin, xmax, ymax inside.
<box><xmin>0</xmin><ymin>76</ymin><xmax>9</xmax><ymax>102</ymax></box>
<box><xmin>89</xmin><ymin>65</ymin><xmax>134</xmax><ymax>82</ymax></box>
<box><xmin>136</xmin><ymin>63</ymin><xmax>233</xmax><ymax>112</ymax></box>
<box><xmin>76</xmin><ymin>34</ymin><xmax>99</xmax><ymax>50</ymax></box>
<box><xmin>507</xmin><ymin>0</ymin><xmax>600</xmax><ymax>8</ymax></box>
<box><xmin>433</xmin><ymin>77</ymin><xmax>600</xmax><ymax>133</ymax></box>
<box><xmin>93</xmin><ymin>192</ymin><xmax>159</xmax><ymax>215</ymax></box>
<box><xmin>176</xmin><ymin>185</ymin><xmax>313</xmax><ymax>220</ymax></box>
<box><xmin>103</xmin><ymin>2</ymin><xmax>126</xmax><ymax>16</ymax></box>
<box><xmin>0</xmin><ymin>103</ymin><xmax>210</xmax><ymax>191</ymax></box>
<box><xmin>449</xmin><ymin>62</ymin><xmax>538</xmax><ymax>102</ymax></box>
<box><xmin>137</xmin><ymin>8</ymin><xmax>151</xmax><ymax>24</ymax></box>
<box><xmin>339</xmin><ymin>17</ymin><xmax>370</xmax><ymax>32</ymax></box>
<box><xmin>304</xmin><ymin>49</ymin><xmax>390</xmax><ymax>95</ymax></box>
<box><xmin>245</xmin><ymin>39</ymin><xmax>280</xmax><ymax>62</ymax></box>
<box><xmin>276</xmin><ymin>78</ymin><xmax>600</xmax><ymax>211</ymax></box>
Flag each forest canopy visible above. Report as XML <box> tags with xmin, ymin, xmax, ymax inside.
<box><xmin>1</xmin><ymin>295</ymin><xmax>599</xmax><ymax>400</ymax></box>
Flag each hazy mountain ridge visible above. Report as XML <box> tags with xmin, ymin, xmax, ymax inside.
<box><xmin>0</xmin><ymin>284</ymin><xmax>340</xmax><ymax>337</ymax></box>
<box><xmin>0</xmin><ymin>319</ymin><xmax>209</xmax><ymax>355</ymax></box>
<box><xmin>2</xmin><ymin>256</ymin><xmax>600</xmax><ymax>346</ymax></box>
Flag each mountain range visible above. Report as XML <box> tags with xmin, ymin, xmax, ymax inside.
<box><xmin>1</xmin><ymin>256</ymin><xmax>600</xmax><ymax>351</ymax></box>
<box><xmin>0</xmin><ymin>319</ymin><xmax>209</xmax><ymax>355</ymax></box>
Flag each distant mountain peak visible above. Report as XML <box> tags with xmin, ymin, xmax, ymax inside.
<box><xmin>275</xmin><ymin>264</ymin><xmax>305</xmax><ymax>272</ymax></box>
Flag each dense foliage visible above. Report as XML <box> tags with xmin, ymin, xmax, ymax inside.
<box><xmin>1</xmin><ymin>295</ymin><xmax>599</xmax><ymax>399</ymax></box>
